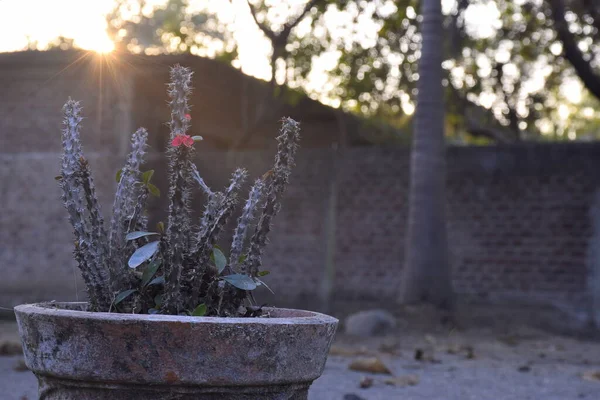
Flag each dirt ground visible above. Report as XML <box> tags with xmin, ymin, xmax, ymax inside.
<box><xmin>1</xmin><ymin>303</ymin><xmax>599</xmax><ymax>400</ymax></box>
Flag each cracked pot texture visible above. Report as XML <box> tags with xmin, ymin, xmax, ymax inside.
<box><xmin>14</xmin><ymin>302</ymin><xmax>338</xmax><ymax>399</ymax></box>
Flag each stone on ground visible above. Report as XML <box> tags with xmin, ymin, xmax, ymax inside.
<box><xmin>344</xmin><ymin>309</ymin><xmax>396</xmax><ymax>337</ymax></box>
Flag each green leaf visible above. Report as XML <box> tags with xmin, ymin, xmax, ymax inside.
<box><xmin>54</xmin><ymin>175</ymin><xmax>63</xmax><ymax>181</ymax></box>
<box><xmin>116</xmin><ymin>169</ymin><xmax>122</xmax><ymax>183</ymax></box>
<box><xmin>212</xmin><ymin>248</ymin><xmax>227</xmax><ymax>274</ymax></box>
<box><xmin>141</xmin><ymin>259</ymin><xmax>161</xmax><ymax>287</ymax></box>
<box><xmin>191</xmin><ymin>304</ymin><xmax>207</xmax><ymax>316</ymax></box>
<box><xmin>128</xmin><ymin>241</ymin><xmax>160</xmax><ymax>268</ymax></box>
<box><xmin>142</xmin><ymin>170</ymin><xmax>155</xmax><ymax>184</ymax></box>
<box><xmin>154</xmin><ymin>294</ymin><xmax>164</xmax><ymax>307</ymax></box>
<box><xmin>126</xmin><ymin>231</ymin><xmax>159</xmax><ymax>241</ymax></box>
<box><xmin>147</xmin><ymin>183</ymin><xmax>160</xmax><ymax>197</ymax></box>
<box><xmin>114</xmin><ymin>289</ymin><xmax>137</xmax><ymax>305</ymax></box>
<box><xmin>222</xmin><ymin>274</ymin><xmax>258</xmax><ymax>290</ymax></box>
<box><xmin>238</xmin><ymin>255</ymin><xmax>247</xmax><ymax>264</ymax></box>
<box><xmin>148</xmin><ymin>276</ymin><xmax>165</xmax><ymax>286</ymax></box>
<box><xmin>156</xmin><ymin>221</ymin><xmax>165</xmax><ymax>234</ymax></box>
<box><xmin>256</xmin><ymin>278</ymin><xmax>274</xmax><ymax>294</ymax></box>
<box><xmin>257</xmin><ymin>270</ymin><xmax>270</xmax><ymax>277</ymax></box>
<box><xmin>192</xmin><ymin>135</ymin><xmax>203</xmax><ymax>142</ymax></box>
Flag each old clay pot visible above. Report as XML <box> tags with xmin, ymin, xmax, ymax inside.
<box><xmin>14</xmin><ymin>302</ymin><xmax>338</xmax><ymax>399</ymax></box>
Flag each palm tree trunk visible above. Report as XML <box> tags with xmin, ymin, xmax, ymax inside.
<box><xmin>400</xmin><ymin>0</ymin><xmax>454</xmax><ymax>309</ymax></box>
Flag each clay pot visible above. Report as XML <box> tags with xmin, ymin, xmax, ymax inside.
<box><xmin>14</xmin><ymin>302</ymin><xmax>338</xmax><ymax>399</ymax></box>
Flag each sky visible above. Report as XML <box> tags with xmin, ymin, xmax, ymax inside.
<box><xmin>0</xmin><ymin>0</ymin><xmax>115</xmax><ymax>53</ymax></box>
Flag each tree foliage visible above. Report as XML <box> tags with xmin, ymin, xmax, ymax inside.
<box><xmin>106</xmin><ymin>0</ymin><xmax>238</xmax><ymax>61</ymax></box>
<box><xmin>99</xmin><ymin>0</ymin><xmax>600</xmax><ymax>143</ymax></box>
<box><xmin>277</xmin><ymin>0</ymin><xmax>600</xmax><ymax>142</ymax></box>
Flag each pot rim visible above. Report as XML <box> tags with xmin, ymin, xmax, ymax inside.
<box><xmin>14</xmin><ymin>301</ymin><xmax>338</xmax><ymax>325</ymax></box>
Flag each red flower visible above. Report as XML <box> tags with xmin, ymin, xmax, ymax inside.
<box><xmin>172</xmin><ymin>134</ymin><xmax>194</xmax><ymax>148</ymax></box>
<box><xmin>185</xmin><ymin>113</ymin><xmax>191</xmax><ymax>120</ymax></box>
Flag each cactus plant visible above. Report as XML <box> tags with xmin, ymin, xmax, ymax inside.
<box><xmin>57</xmin><ymin>65</ymin><xmax>301</xmax><ymax>316</ymax></box>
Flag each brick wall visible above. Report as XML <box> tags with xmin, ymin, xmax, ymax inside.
<box><xmin>330</xmin><ymin>144</ymin><xmax>600</xmax><ymax>307</ymax></box>
<box><xmin>138</xmin><ymin>144</ymin><xmax>600</xmax><ymax>309</ymax></box>
<box><xmin>445</xmin><ymin>145</ymin><xmax>599</xmax><ymax>306</ymax></box>
<box><xmin>2</xmin><ymin>140</ymin><xmax>599</xmax><ymax>310</ymax></box>
<box><xmin>0</xmin><ymin>52</ymin><xmax>131</xmax><ymax>308</ymax></box>
<box><xmin>2</xmin><ymin>50</ymin><xmax>599</xmax><ymax>311</ymax></box>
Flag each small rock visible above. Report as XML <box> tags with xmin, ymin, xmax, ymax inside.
<box><xmin>0</xmin><ymin>341</ymin><xmax>23</xmax><ymax>356</ymax></box>
<box><xmin>344</xmin><ymin>394</ymin><xmax>367</xmax><ymax>400</ymax></box>
<box><xmin>465</xmin><ymin>346</ymin><xmax>476</xmax><ymax>359</ymax></box>
<box><xmin>359</xmin><ymin>376</ymin><xmax>374</xmax><ymax>389</ymax></box>
<box><xmin>415</xmin><ymin>348</ymin><xmax>424</xmax><ymax>360</ymax></box>
<box><xmin>349</xmin><ymin>357</ymin><xmax>392</xmax><ymax>374</ymax></box>
<box><xmin>518</xmin><ymin>365</ymin><xmax>531</xmax><ymax>373</ymax></box>
<box><xmin>345</xmin><ymin>309</ymin><xmax>396</xmax><ymax>337</ymax></box>
<box><xmin>414</xmin><ymin>348</ymin><xmax>438</xmax><ymax>362</ymax></box>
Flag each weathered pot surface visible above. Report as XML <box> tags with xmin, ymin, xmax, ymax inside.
<box><xmin>15</xmin><ymin>302</ymin><xmax>338</xmax><ymax>400</ymax></box>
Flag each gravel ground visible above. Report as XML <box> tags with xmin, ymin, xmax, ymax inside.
<box><xmin>310</xmin><ymin>339</ymin><xmax>600</xmax><ymax>400</ymax></box>
<box><xmin>1</xmin><ymin>304</ymin><xmax>600</xmax><ymax>400</ymax></box>
<box><xmin>2</xmin><ymin>348</ymin><xmax>599</xmax><ymax>400</ymax></box>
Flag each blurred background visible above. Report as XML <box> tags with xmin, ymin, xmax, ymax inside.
<box><xmin>4</xmin><ymin>0</ymin><xmax>600</xmax><ymax>398</ymax></box>
<box><xmin>1</xmin><ymin>0</ymin><xmax>600</xmax><ymax>327</ymax></box>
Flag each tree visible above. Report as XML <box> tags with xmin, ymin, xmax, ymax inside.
<box><xmin>230</xmin><ymin>0</ymin><xmax>323</xmax><ymax>148</ymax></box>
<box><xmin>549</xmin><ymin>0</ymin><xmax>600</xmax><ymax>101</ymax></box>
<box><xmin>282</xmin><ymin>0</ymin><xmax>600</xmax><ymax>143</ymax></box>
<box><xmin>245</xmin><ymin>0</ymin><xmax>321</xmax><ymax>90</ymax></box>
<box><xmin>106</xmin><ymin>0</ymin><xmax>238</xmax><ymax>61</ymax></box>
<box><xmin>400</xmin><ymin>0</ymin><xmax>453</xmax><ymax>308</ymax></box>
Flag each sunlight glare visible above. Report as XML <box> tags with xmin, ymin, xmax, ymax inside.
<box><xmin>558</xmin><ymin>104</ymin><xmax>570</xmax><ymax>121</ymax></box>
<box><xmin>561</xmin><ymin>79</ymin><xmax>583</xmax><ymax>104</ymax></box>
<box><xmin>77</xmin><ymin>33</ymin><xmax>115</xmax><ymax>54</ymax></box>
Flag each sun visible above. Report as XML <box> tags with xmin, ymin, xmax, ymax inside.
<box><xmin>77</xmin><ymin>32</ymin><xmax>115</xmax><ymax>54</ymax></box>
<box><xmin>92</xmin><ymin>38</ymin><xmax>115</xmax><ymax>54</ymax></box>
